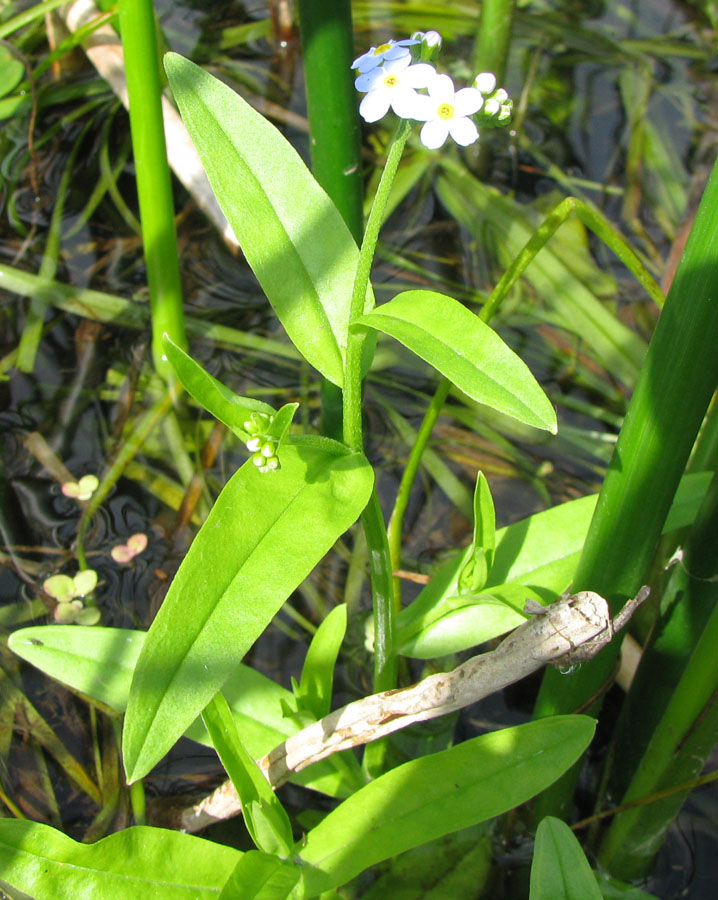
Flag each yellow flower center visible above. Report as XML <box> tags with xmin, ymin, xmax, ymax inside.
<box><xmin>437</xmin><ymin>102</ymin><xmax>455</xmax><ymax>120</ymax></box>
<box><xmin>375</xmin><ymin>42</ymin><xmax>392</xmax><ymax>55</ymax></box>
<box><xmin>383</xmin><ymin>74</ymin><xmax>399</xmax><ymax>88</ymax></box>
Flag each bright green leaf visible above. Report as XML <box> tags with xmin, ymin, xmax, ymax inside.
<box><xmin>164</xmin><ymin>53</ymin><xmax>373</xmax><ymax>387</ymax></box>
<box><xmin>123</xmin><ymin>437</ymin><xmax>373</xmax><ymax>783</ymax></box>
<box><xmin>530</xmin><ymin>817</ymin><xmax>603</xmax><ymax>900</ymax></box>
<box><xmin>395</xmin><ymin>471</ymin><xmax>712</xmax><ymax>659</ymax></box>
<box><xmin>218</xmin><ymin>851</ymin><xmax>302</xmax><ymax>900</ymax></box>
<box><xmin>202</xmin><ymin>694</ymin><xmax>294</xmax><ymax>858</ymax></box>
<box><xmin>0</xmin><ymin>47</ymin><xmax>24</xmax><ymax>99</ymax></box>
<box><xmin>458</xmin><ymin>471</ymin><xmax>496</xmax><ymax>594</ymax></box>
<box><xmin>354</xmin><ymin>291</ymin><xmax>557</xmax><ymax>433</ymax></box>
<box><xmin>8</xmin><ymin>625</ymin><xmax>360</xmax><ymax>799</ymax></box>
<box><xmin>298</xmin><ymin>716</ymin><xmax>596</xmax><ymax>896</ymax></box>
<box><xmin>0</xmin><ymin>820</ymin><xmax>240</xmax><ymax>900</ymax></box>
<box><xmin>163</xmin><ymin>334</ymin><xmax>275</xmax><ymax>438</ymax></box>
<box><xmin>296</xmin><ymin>604</ymin><xmax>347</xmax><ymax>721</ymax></box>
<box><xmin>397</xmin><ymin>583</ymin><xmax>545</xmax><ymax>658</ymax></box>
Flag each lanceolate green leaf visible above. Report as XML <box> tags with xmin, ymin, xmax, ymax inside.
<box><xmin>458</xmin><ymin>471</ymin><xmax>496</xmax><ymax>594</ymax></box>
<box><xmin>435</xmin><ymin>168</ymin><xmax>646</xmax><ymax>387</ymax></box>
<box><xmin>163</xmin><ymin>334</ymin><xmax>275</xmax><ymax>437</ymax></box>
<box><xmin>8</xmin><ymin>625</ymin><xmax>360</xmax><ymax>798</ymax></box>
<box><xmin>123</xmin><ymin>438</ymin><xmax>374</xmax><ymax>783</ymax></box>
<box><xmin>394</xmin><ymin>471</ymin><xmax>711</xmax><ymax>659</ymax></box>
<box><xmin>530</xmin><ymin>817</ymin><xmax>603</xmax><ymax>900</ymax></box>
<box><xmin>218</xmin><ymin>851</ymin><xmax>302</xmax><ymax>900</ymax></box>
<box><xmin>296</xmin><ymin>603</ymin><xmax>347</xmax><ymax>720</ymax></box>
<box><xmin>0</xmin><ymin>821</ymin><xmax>240</xmax><ymax>900</ymax></box>
<box><xmin>354</xmin><ymin>290</ymin><xmax>557</xmax><ymax>433</ymax></box>
<box><xmin>297</xmin><ymin>716</ymin><xmax>596</xmax><ymax>896</ymax></box>
<box><xmin>164</xmin><ymin>52</ymin><xmax>372</xmax><ymax>387</ymax></box>
<box><xmin>202</xmin><ymin>694</ymin><xmax>294</xmax><ymax>858</ymax></box>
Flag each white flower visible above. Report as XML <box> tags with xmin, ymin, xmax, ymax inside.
<box><xmin>351</xmin><ymin>38</ymin><xmax>418</xmax><ymax>74</ymax></box>
<box><xmin>412</xmin><ymin>74</ymin><xmax>483</xmax><ymax>149</ymax></box>
<box><xmin>355</xmin><ymin>56</ymin><xmax>437</xmax><ymax>123</ymax></box>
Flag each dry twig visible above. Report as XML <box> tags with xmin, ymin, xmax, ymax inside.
<box><xmin>169</xmin><ymin>588</ymin><xmax>649</xmax><ymax>833</ymax></box>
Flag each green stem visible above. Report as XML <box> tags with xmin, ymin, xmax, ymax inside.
<box><xmin>340</xmin><ymin>118</ymin><xmax>412</xmax><ymax>699</ymax></box>
<box><xmin>129</xmin><ymin>779</ymin><xmax>146</xmax><ymax>826</ymax></box>
<box><xmin>117</xmin><ymin>0</ymin><xmax>186</xmax><ymax>377</ymax></box>
<box><xmin>343</xmin><ymin>117</ymin><xmax>412</xmax><ymax>453</ymax></box>
<box><xmin>482</xmin><ymin>197</ymin><xmax>665</xmax><ymax>321</ymax></box>
<box><xmin>474</xmin><ymin>0</ymin><xmax>516</xmax><ymax>83</ymax></box>
<box><xmin>387</xmin><ymin>379</ymin><xmax>451</xmax><ymax>604</ymax></box>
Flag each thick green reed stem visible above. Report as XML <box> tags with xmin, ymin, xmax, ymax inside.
<box><xmin>297</xmin><ymin>0</ymin><xmax>363</xmax><ymax>440</ymax></box>
<box><xmin>598</xmin><ymin>472</ymin><xmax>718</xmax><ymax>878</ymax></box>
<box><xmin>533</xmin><ymin>155</ymin><xmax>718</xmax><ymax>821</ymax></box>
<box><xmin>296</xmin><ymin>0</ymin><xmax>363</xmax><ymax>241</ymax></box>
<box><xmin>474</xmin><ymin>0</ymin><xmax>515</xmax><ymax>86</ymax></box>
<box><xmin>117</xmin><ymin>0</ymin><xmax>186</xmax><ymax>377</ymax></box>
<box><xmin>343</xmin><ymin>118</ymin><xmax>411</xmax><ymax>696</ymax></box>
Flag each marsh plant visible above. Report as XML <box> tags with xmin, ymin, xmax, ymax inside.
<box><xmin>3</xmin><ymin>9</ymin><xmax>718</xmax><ymax>900</ymax></box>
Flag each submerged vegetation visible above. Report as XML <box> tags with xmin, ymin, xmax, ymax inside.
<box><xmin>1</xmin><ymin>0</ymin><xmax>718</xmax><ymax>897</ymax></box>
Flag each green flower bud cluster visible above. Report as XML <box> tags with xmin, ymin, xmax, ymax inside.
<box><xmin>244</xmin><ymin>412</ymin><xmax>280</xmax><ymax>473</ymax></box>
<box><xmin>473</xmin><ymin>72</ymin><xmax>513</xmax><ymax>126</ymax></box>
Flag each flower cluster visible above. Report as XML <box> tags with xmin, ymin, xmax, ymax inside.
<box><xmin>352</xmin><ymin>32</ymin><xmax>512</xmax><ymax>149</ymax></box>
<box><xmin>244</xmin><ymin>411</ymin><xmax>280</xmax><ymax>473</ymax></box>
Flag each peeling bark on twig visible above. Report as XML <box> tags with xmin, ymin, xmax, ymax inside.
<box><xmin>167</xmin><ymin>588</ymin><xmax>649</xmax><ymax>833</ymax></box>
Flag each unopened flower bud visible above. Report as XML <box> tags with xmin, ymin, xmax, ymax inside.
<box><xmin>252</xmin><ymin>452</ymin><xmax>265</xmax><ymax>468</ymax></box>
<box><xmin>260</xmin><ymin>442</ymin><xmax>276</xmax><ymax>458</ymax></box>
<box><xmin>246</xmin><ymin>437</ymin><xmax>261</xmax><ymax>452</ymax></box>
<box><xmin>473</xmin><ymin>72</ymin><xmax>497</xmax><ymax>94</ymax></box>
<box><xmin>484</xmin><ymin>98</ymin><xmax>500</xmax><ymax>116</ymax></box>
<box><xmin>497</xmin><ymin>100</ymin><xmax>513</xmax><ymax>123</ymax></box>
<box><xmin>411</xmin><ymin>29</ymin><xmax>442</xmax><ymax>62</ymax></box>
